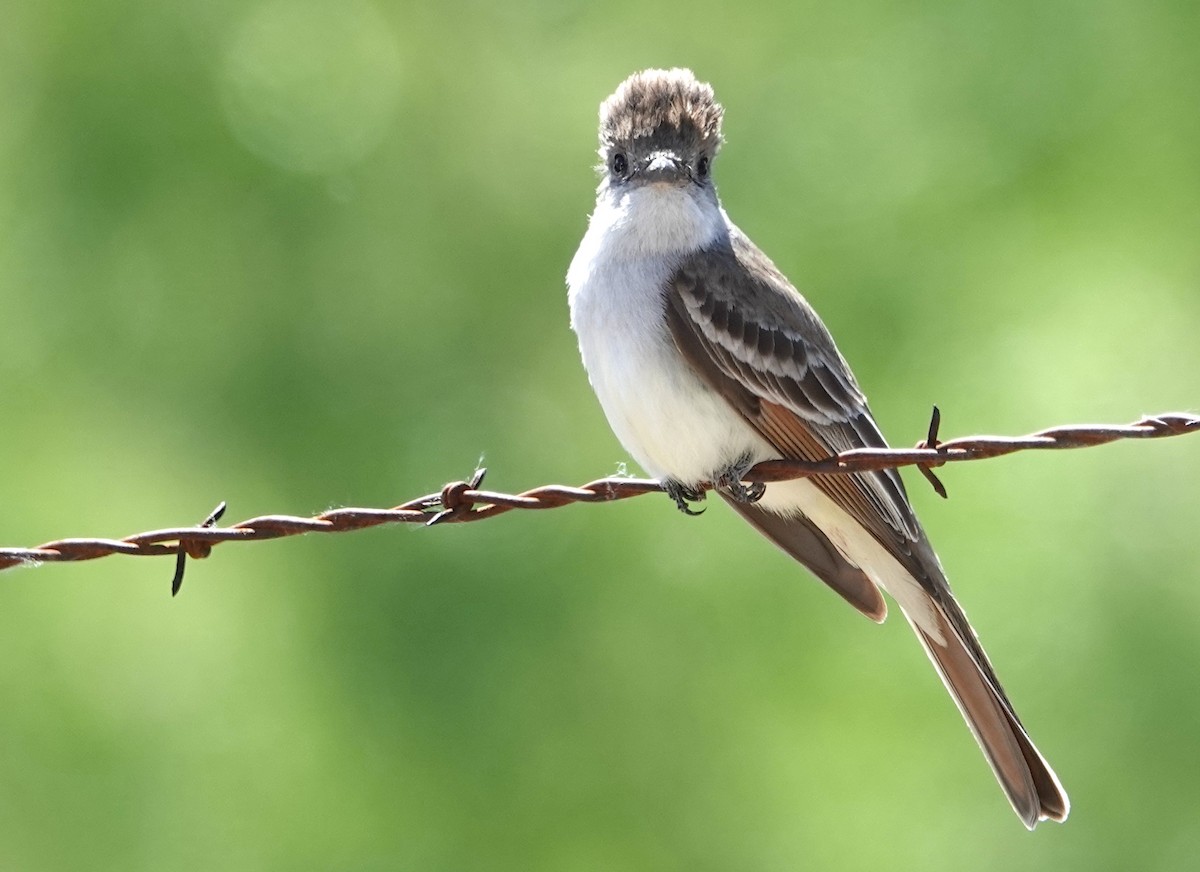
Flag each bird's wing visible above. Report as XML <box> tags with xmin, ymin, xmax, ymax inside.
<box><xmin>719</xmin><ymin>496</ymin><xmax>888</xmax><ymax>621</ymax></box>
<box><xmin>664</xmin><ymin>227</ymin><xmax>1069</xmax><ymax>826</ymax></box>
<box><xmin>664</xmin><ymin>226</ymin><xmax>932</xmax><ymax>589</ymax></box>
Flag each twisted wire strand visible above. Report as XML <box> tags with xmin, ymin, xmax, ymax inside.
<box><xmin>1</xmin><ymin>412</ymin><xmax>1195</xmax><ymax>588</ymax></box>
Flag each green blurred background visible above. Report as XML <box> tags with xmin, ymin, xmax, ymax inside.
<box><xmin>2</xmin><ymin>0</ymin><xmax>1199</xmax><ymax>869</ymax></box>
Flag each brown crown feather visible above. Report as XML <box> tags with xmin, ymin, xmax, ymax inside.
<box><xmin>599</xmin><ymin>68</ymin><xmax>725</xmax><ymax>156</ymax></box>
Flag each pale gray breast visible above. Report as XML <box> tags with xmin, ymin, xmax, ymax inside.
<box><xmin>569</xmin><ymin>229</ymin><xmax>767</xmax><ymax>481</ymax></box>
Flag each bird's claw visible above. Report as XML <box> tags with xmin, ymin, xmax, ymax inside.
<box><xmin>664</xmin><ymin>480</ymin><xmax>706</xmax><ymax>516</ymax></box>
<box><xmin>716</xmin><ymin>458</ymin><xmax>765</xmax><ymax>504</ymax></box>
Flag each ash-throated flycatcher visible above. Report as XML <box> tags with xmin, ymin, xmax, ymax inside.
<box><xmin>566</xmin><ymin>68</ymin><xmax>1068</xmax><ymax>828</ymax></box>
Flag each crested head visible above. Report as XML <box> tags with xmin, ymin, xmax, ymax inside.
<box><xmin>577</xmin><ymin>69</ymin><xmax>729</xmax><ymax>258</ymax></box>
<box><xmin>599</xmin><ymin>68</ymin><xmax>724</xmax><ymax>160</ymax></box>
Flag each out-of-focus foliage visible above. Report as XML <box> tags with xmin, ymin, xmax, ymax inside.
<box><xmin>2</xmin><ymin>1</ymin><xmax>1198</xmax><ymax>869</ymax></box>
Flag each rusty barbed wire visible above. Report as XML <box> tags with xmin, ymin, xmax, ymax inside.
<box><xmin>1</xmin><ymin>411</ymin><xmax>1196</xmax><ymax>591</ymax></box>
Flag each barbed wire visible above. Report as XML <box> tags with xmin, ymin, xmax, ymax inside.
<box><xmin>1</xmin><ymin>410</ymin><xmax>1196</xmax><ymax>594</ymax></box>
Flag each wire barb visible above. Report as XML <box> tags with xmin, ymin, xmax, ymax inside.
<box><xmin>426</xmin><ymin>467</ymin><xmax>489</xmax><ymax>527</ymax></box>
<box><xmin>171</xmin><ymin>501</ymin><xmax>227</xmax><ymax>597</ymax></box>
<box><xmin>0</xmin><ymin>411</ymin><xmax>1196</xmax><ymax>578</ymax></box>
<box><xmin>916</xmin><ymin>405</ymin><xmax>949</xmax><ymax>499</ymax></box>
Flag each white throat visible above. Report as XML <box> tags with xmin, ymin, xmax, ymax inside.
<box><xmin>571</xmin><ymin>181</ymin><xmax>725</xmax><ymax>268</ymax></box>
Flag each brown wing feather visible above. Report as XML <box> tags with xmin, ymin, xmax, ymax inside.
<box><xmin>667</xmin><ymin>232</ymin><xmax>928</xmax><ymax>584</ymax></box>
<box><xmin>663</xmin><ymin>283</ymin><xmax>893</xmax><ymax>621</ymax></box>
<box><xmin>720</xmin><ymin>494</ymin><xmax>888</xmax><ymax>622</ymax></box>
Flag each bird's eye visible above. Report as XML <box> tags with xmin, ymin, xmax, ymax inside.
<box><xmin>696</xmin><ymin>156</ymin><xmax>710</xmax><ymax>178</ymax></box>
<box><xmin>610</xmin><ymin>152</ymin><xmax>628</xmax><ymax>176</ymax></box>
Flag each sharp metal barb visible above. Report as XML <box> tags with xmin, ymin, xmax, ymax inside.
<box><xmin>171</xmin><ymin>500</ymin><xmax>229</xmax><ymax>597</ymax></box>
<box><xmin>916</xmin><ymin>405</ymin><xmax>949</xmax><ymax>499</ymax></box>
<box><xmin>170</xmin><ymin>549</ymin><xmax>187</xmax><ymax>598</ymax></box>
<box><xmin>926</xmin><ymin>405</ymin><xmax>942</xmax><ymax>447</ymax></box>
<box><xmin>0</xmin><ymin>411</ymin><xmax>1194</xmax><ymax>577</ymax></box>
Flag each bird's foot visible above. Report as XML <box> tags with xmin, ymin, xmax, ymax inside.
<box><xmin>716</xmin><ymin>456</ymin><xmax>766</xmax><ymax>504</ymax></box>
<box><xmin>663</xmin><ymin>480</ymin><xmax>706</xmax><ymax>516</ymax></box>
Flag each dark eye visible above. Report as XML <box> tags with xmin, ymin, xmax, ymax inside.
<box><xmin>610</xmin><ymin>152</ymin><xmax>628</xmax><ymax>176</ymax></box>
<box><xmin>696</xmin><ymin>156</ymin><xmax>710</xmax><ymax>178</ymax></box>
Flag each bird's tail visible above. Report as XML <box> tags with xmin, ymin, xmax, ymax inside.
<box><xmin>908</xmin><ymin>602</ymin><xmax>1069</xmax><ymax>829</ymax></box>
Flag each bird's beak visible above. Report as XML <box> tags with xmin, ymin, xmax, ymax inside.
<box><xmin>639</xmin><ymin>150</ymin><xmax>687</xmax><ymax>184</ymax></box>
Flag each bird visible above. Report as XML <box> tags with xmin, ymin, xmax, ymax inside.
<box><xmin>566</xmin><ymin>67</ymin><xmax>1068</xmax><ymax>828</ymax></box>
